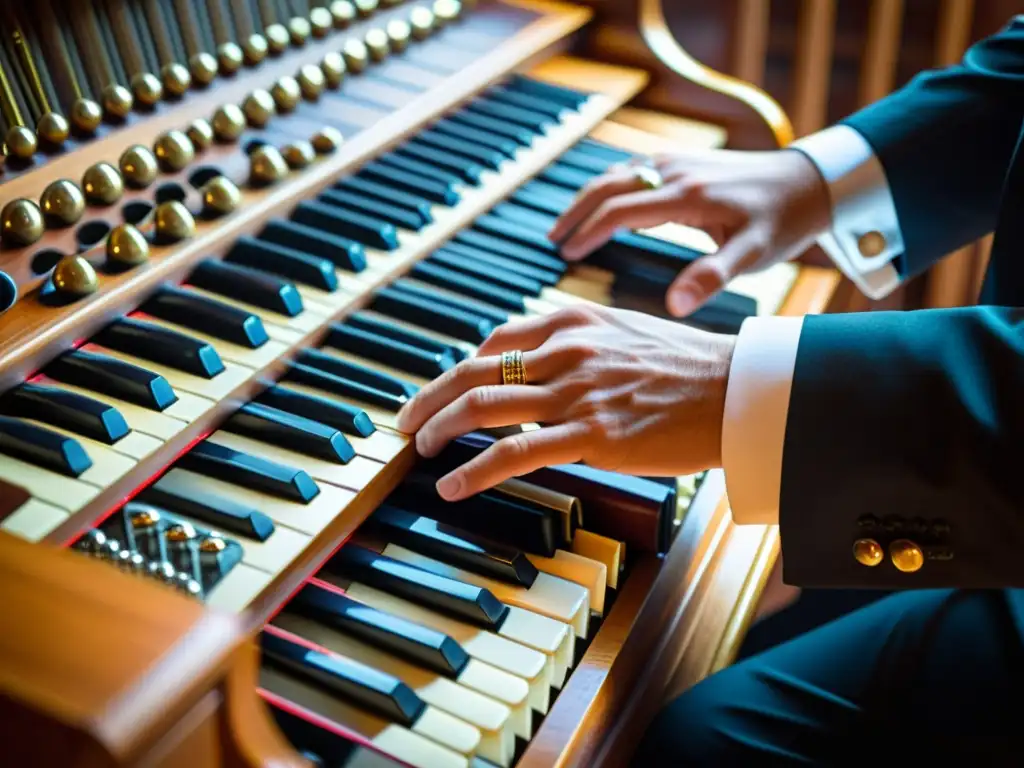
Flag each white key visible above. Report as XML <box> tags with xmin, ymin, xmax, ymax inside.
<box><xmin>18</xmin><ymin>418</ymin><xmax>137</xmax><ymax>487</ymax></box>
<box><xmin>32</xmin><ymin>376</ymin><xmax>188</xmax><ymax>441</ymax></box>
<box><xmin>184</xmin><ymin>285</ymin><xmax>328</xmax><ymax>335</ymax></box>
<box><xmin>343</xmin><ymin>581</ymin><xmax>551</xmax><ymax>719</ymax></box>
<box><xmin>205</xmin><ymin>561</ymin><xmax>276</xmax><ymax>612</ymax></box>
<box><xmin>131</xmin><ymin>312</ymin><xmax>289</xmax><ymax>370</ymax></box>
<box><xmin>259</xmin><ymin>667</ymin><xmax>470</xmax><ymax>768</ymax></box>
<box><xmin>85</xmin><ymin>344</ymin><xmax>251</xmax><ymax>401</ymax></box>
<box><xmin>1</xmin><ymin>498</ymin><xmax>70</xmax><ymax>541</ymax></box>
<box><xmin>158</xmin><ymin>468</ymin><xmax>355</xmax><ymax>538</ymax></box>
<box><xmin>274</xmin><ymin>613</ymin><xmax>516</xmax><ymax>766</ymax></box>
<box><xmin>206</xmin><ymin>431</ymin><xmax>385</xmax><ymax>493</ymax></box>
<box><xmin>278</xmin><ymin>380</ymin><xmax>404</xmax><ymax>432</ymax></box>
<box><xmin>313</xmin><ymin>345</ymin><xmax>433</xmax><ymax>390</ymax></box>
<box><xmin>0</xmin><ymin>453</ymin><xmax>98</xmax><ymax>510</ymax></box>
<box><xmin>385</xmin><ymin>543</ymin><xmax>590</xmax><ymax>638</ymax></box>
<box><xmin>572</xmin><ymin>528</ymin><xmax>624</xmax><ymax>590</ymax></box>
<box><xmin>21</xmin><ymin>414</ymin><xmax>160</xmax><ymax>463</ymax></box>
<box><xmin>529</xmin><ymin>548</ymin><xmax>608</xmax><ymax>616</ymax></box>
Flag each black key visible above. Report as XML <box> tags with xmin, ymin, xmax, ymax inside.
<box><xmin>507</xmin><ymin>74</ymin><xmax>590</xmax><ymax>109</ymax></box>
<box><xmin>333</xmin><ymin>177</ymin><xmax>433</xmax><ymax>226</ymax></box>
<box><xmin>396</xmin><ymin>141</ymin><xmax>484</xmax><ymax>184</ymax></box>
<box><xmin>415</xmin><ymin>130</ymin><xmax>505</xmax><ymax>171</ymax></box>
<box><xmin>359</xmin><ymin>161</ymin><xmax>460</xmax><ymax>206</ymax></box>
<box><xmin>224</xmin><ymin>402</ymin><xmax>356</xmax><ymax>464</ymax></box>
<box><xmin>466</xmin><ymin>98</ymin><xmax>552</xmax><ymax>133</ymax></box>
<box><xmin>93</xmin><ymin>317</ymin><xmax>225</xmax><ymax>379</ymax></box>
<box><xmin>260</xmin><ymin>628</ymin><xmax>425</xmax><ymax>727</ymax></box>
<box><xmin>440</xmin><ymin>242</ymin><xmax>561</xmax><ymax>286</ymax></box>
<box><xmin>259</xmin><ymin>220</ymin><xmax>368</xmax><ymax>273</ymax></box>
<box><xmin>379</xmin><ymin>153</ymin><xmax>464</xmax><ymax>190</ymax></box>
<box><xmin>492</xmin><ymin>201</ymin><xmax>558</xmax><ymax>231</ymax></box>
<box><xmin>298</xmin><ymin>349</ymin><xmax>419</xmax><ymax>400</ymax></box>
<box><xmin>369</xmin><ymin>504</ymin><xmax>538</xmax><ymax>588</ymax></box>
<box><xmin>576</xmin><ymin>136</ymin><xmax>633</xmax><ymax>162</ymax></box>
<box><xmin>455</xmin><ymin>229</ymin><xmax>567</xmax><ymax>274</ymax></box>
<box><xmin>557</xmin><ymin>147</ymin><xmax>616</xmax><ymax>175</ymax></box>
<box><xmin>346</xmin><ymin>312</ymin><xmax>468</xmax><ymax>363</ymax></box>
<box><xmin>256</xmin><ymin>385</ymin><xmax>375</xmax><ymax>438</ymax></box>
<box><xmin>291</xmin><ymin>200</ymin><xmax>399</xmax><ymax>251</ymax></box>
<box><xmin>539</xmin><ymin>162</ymin><xmax>593</xmax><ymax>191</ymax></box>
<box><xmin>268</xmin><ymin>704</ymin><xmax>403</xmax><ymax>768</ymax></box>
<box><xmin>140</xmin><ymin>473</ymin><xmax>276</xmax><ymax>541</ymax></box>
<box><xmin>372</xmin><ymin>286</ymin><xmax>494</xmax><ymax>344</ymax></box>
<box><xmin>180</xmin><ymin>440</ymin><xmax>320</xmax><ymax>503</ymax></box>
<box><xmin>410</xmin><ymin>262</ymin><xmax>526</xmax><ymax>313</ymax></box>
<box><xmin>448</xmin><ymin>109</ymin><xmax>535</xmax><ymax>146</ymax></box>
<box><xmin>324</xmin><ymin>545</ymin><xmax>508</xmax><ymax>630</ymax></box>
<box><xmin>188</xmin><ymin>260</ymin><xmax>304</xmax><ymax>318</ymax></box>
<box><xmin>319</xmin><ymin>189</ymin><xmax>424</xmax><ymax>232</ymax></box>
<box><xmin>288</xmin><ymin>581</ymin><xmax>470</xmax><ymax>676</ymax></box>
<box><xmin>431</xmin><ymin>118</ymin><xmax>519</xmax><ymax>158</ymax></box>
<box><xmin>326</xmin><ymin>324</ymin><xmax>456</xmax><ymax>379</ymax></box>
<box><xmin>227</xmin><ymin>236</ymin><xmax>339</xmax><ymax>292</ymax></box>
<box><xmin>0</xmin><ymin>383</ymin><xmax>129</xmax><ymax>444</ymax></box>
<box><xmin>391</xmin><ymin>279</ymin><xmax>510</xmax><ymax>327</ymax></box>
<box><xmin>488</xmin><ymin>85</ymin><xmax>568</xmax><ymax>120</ymax></box>
<box><xmin>0</xmin><ymin>415</ymin><xmax>91</xmax><ymax>477</ymax></box>
<box><xmin>392</xmin><ymin>473</ymin><xmax>559</xmax><ymax>556</ymax></box>
<box><xmin>46</xmin><ymin>349</ymin><xmax>178</xmax><ymax>412</ymax></box>
<box><xmin>512</xmin><ymin>183</ymin><xmax>573</xmax><ymax>217</ymax></box>
<box><xmin>142</xmin><ymin>286</ymin><xmax>269</xmax><ymax>349</ymax></box>
<box><xmin>283</xmin><ymin>363</ymin><xmax>410</xmax><ymax>413</ymax></box>
<box><xmin>429</xmin><ymin>249</ymin><xmax>544</xmax><ymax>298</ymax></box>
<box><xmin>473</xmin><ymin>213</ymin><xmax>561</xmax><ymax>256</ymax></box>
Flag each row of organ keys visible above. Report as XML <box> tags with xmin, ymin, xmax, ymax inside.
<box><xmin>0</xmin><ymin>67</ymin><xmax>706</xmax><ymax>764</ymax></box>
<box><xmin>0</xmin><ymin>0</ymin><xmax>429</xmax><ymax>163</ymax></box>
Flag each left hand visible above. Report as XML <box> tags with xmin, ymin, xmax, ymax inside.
<box><xmin>395</xmin><ymin>304</ymin><xmax>736</xmax><ymax>501</ymax></box>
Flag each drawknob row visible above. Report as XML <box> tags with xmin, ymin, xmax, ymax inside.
<box><xmin>0</xmin><ymin>0</ymin><xmax>462</xmax><ymax>163</ymax></box>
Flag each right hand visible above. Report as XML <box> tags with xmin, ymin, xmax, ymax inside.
<box><xmin>548</xmin><ymin>149</ymin><xmax>833</xmax><ymax>317</ymax></box>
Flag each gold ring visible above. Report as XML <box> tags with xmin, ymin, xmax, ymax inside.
<box><xmin>634</xmin><ymin>164</ymin><xmax>663</xmax><ymax>191</ymax></box>
<box><xmin>500</xmin><ymin>350</ymin><xmax>527</xmax><ymax>385</ymax></box>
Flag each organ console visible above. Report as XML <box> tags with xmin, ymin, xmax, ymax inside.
<box><xmin>0</xmin><ymin>1</ymin><xmax>839</xmax><ymax>766</ymax></box>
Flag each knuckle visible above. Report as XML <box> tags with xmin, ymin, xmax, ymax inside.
<box><xmin>496</xmin><ymin>433</ymin><xmax>531</xmax><ymax>461</ymax></box>
<box><xmin>464</xmin><ymin>386</ymin><xmax>496</xmax><ymax>415</ymax></box>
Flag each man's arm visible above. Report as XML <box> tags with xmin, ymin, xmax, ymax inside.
<box><xmin>778</xmin><ymin>307</ymin><xmax>1024</xmax><ymax>587</ymax></box>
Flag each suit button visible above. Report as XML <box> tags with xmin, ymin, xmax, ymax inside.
<box><xmin>853</xmin><ymin>538</ymin><xmax>884</xmax><ymax>567</ymax></box>
<box><xmin>858</xmin><ymin>231</ymin><xmax>886</xmax><ymax>257</ymax></box>
<box><xmin>890</xmin><ymin>539</ymin><xmax>924</xmax><ymax>573</ymax></box>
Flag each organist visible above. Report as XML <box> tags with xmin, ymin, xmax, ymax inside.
<box><xmin>397</xmin><ymin>15</ymin><xmax>1024</xmax><ymax>765</ymax></box>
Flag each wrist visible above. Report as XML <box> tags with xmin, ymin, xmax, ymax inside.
<box><xmin>780</xmin><ymin>148</ymin><xmax>833</xmax><ymax>243</ymax></box>
<box><xmin>708</xmin><ymin>332</ymin><xmax>737</xmax><ymax>468</ymax></box>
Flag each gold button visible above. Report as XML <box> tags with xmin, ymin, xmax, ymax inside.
<box><xmin>852</xmin><ymin>538</ymin><xmax>883</xmax><ymax>567</ymax></box>
<box><xmin>890</xmin><ymin>539</ymin><xmax>924</xmax><ymax>573</ymax></box>
<box><xmin>857</xmin><ymin>231</ymin><xmax>886</xmax><ymax>258</ymax></box>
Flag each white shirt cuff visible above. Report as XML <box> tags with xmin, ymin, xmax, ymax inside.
<box><xmin>722</xmin><ymin>315</ymin><xmax>804</xmax><ymax>526</ymax></box>
<box><xmin>790</xmin><ymin>125</ymin><xmax>905</xmax><ymax>301</ymax></box>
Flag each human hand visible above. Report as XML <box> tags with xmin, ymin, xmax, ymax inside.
<box><xmin>549</xmin><ymin>148</ymin><xmax>831</xmax><ymax>317</ymax></box>
<box><xmin>395</xmin><ymin>304</ymin><xmax>736</xmax><ymax>501</ymax></box>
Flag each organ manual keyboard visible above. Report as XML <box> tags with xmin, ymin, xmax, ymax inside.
<box><xmin>0</xmin><ymin>1</ymin><xmax>839</xmax><ymax>765</ymax></box>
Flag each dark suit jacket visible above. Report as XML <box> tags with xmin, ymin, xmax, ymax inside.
<box><xmin>780</xmin><ymin>17</ymin><xmax>1024</xmax><ymax>605</ymax></box>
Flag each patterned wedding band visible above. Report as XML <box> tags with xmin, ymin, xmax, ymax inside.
<box><xmin>634</xmin><ymin>163</ymin><xmax>664</xmax><ymax>191</ymax></box>
<box><xmin>500</xmin><ymin>350</ymin><xmax>527</xmax><ymax>385</ymax></box>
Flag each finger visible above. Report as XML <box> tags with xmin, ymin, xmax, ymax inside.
<box><xmin>559</xmin><ymin>185</ymin><xmax>683</xmax><ymax>262</ymax></box>
<box><xmin>477</xmin><ymin>306</ymin><xmax>596</xmax><ymax>357</ymax></box>
<box><xmin>435</xmin><ymin>423</ymin><xmax>590</xmax><ymax>501</ymax></box>
<box><xmin>396</xmin><ymin>348</ymin><xmax>567</xmax><ymax>433</ymax></box>
<box><xmin>415</xmin><ymin>384</ymin><xmax>562</xmax><ymax>458</ymax></box>
<box><xmin>666</xmin><ymin>228</ymin><xmax>763</xmax><ymax>317</ymax></box>
<box><xmin>548</xmin><ymin>166</ymin><xmax>645</xmax><ymax>245</ymax></box>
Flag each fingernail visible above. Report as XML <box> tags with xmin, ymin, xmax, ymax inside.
<box><xmin>668</xmin><ymin>287</ymin><xmax>700</xmax><ymax>317</ymax></box>
<box><xmin>437</xmin><ymin>474</ymin><xmax>462</xmax><ymax>500</ymax></box>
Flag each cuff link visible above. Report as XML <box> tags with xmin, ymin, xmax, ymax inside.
<box><xmin>857</xmin><ymin>230</ymin><xmax>887</xmax><ymax>257</ymax></box>
<box><xmin>889</xmin><ymin>539</ymin><xmax>924</xmax><ymax>573</ymax></box>
<box><xmin>853</xmin><ymin>538</ymin><xmax>884</xmax><ymax>567</ymax></box>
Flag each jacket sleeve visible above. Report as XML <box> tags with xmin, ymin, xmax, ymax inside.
<box><xmin>841</xmin><ymin>16</ymin><xmax>1024</xmax><ymax>280</ymax></box>
<box><xmin>779</xmin><ymin>307</ymin><xmax>1024</xmax><ymax>588</ymax></box>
